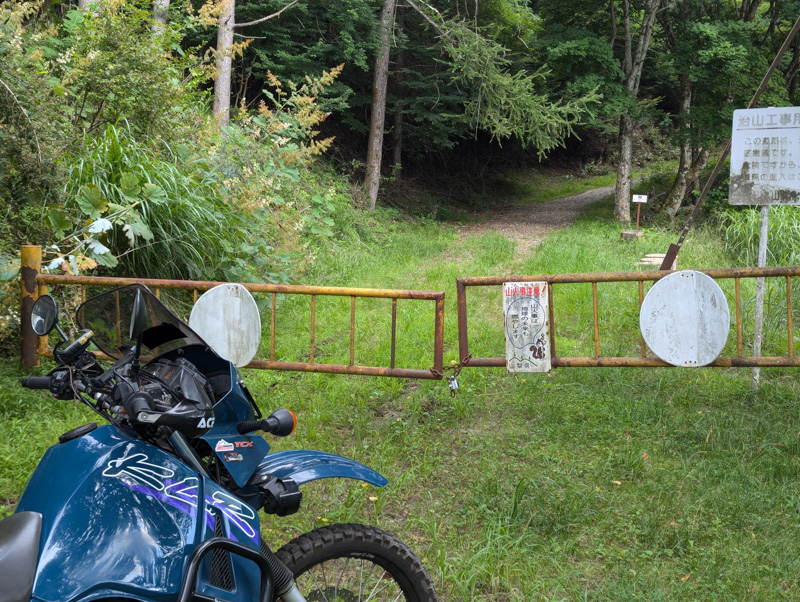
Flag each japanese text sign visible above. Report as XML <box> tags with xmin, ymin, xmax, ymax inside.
<box><xmin>730</xmin><ymin>107</ymin><xmax>800</xmax><ymax>205</ymax></box>
<box><xmin>503</xmin><ymin>282</ymin><xmax>551</xmax><ymax>373</ymax></box>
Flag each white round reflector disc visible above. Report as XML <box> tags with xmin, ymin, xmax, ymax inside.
<box><xmin>639</xmin><ymin>270</ymin><xmax>730</xmax><ymax>367</ymax></box>
<box><xmin>189</xmin><ymin>283</ymin><xmax>261</xmax><ymax>367</ymax></box>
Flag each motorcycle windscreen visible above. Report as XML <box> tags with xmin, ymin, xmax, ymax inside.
<box><xmin>76</xmin><ymin>283</ymin><xmax>212</xmax><ymax>360</ymax></box>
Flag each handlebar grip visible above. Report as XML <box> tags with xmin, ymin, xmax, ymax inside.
<box><xmin>21</xmin><ymin>376</ymin><xmax>51</xmax><ymax>390</ymax></box>
<box><xmin>237</xmin><ymin>410</ymin><xmax>296</xmax><ymax>437</ymax></box>
<box><xmin>237</xmin><ymin>420</ymin><xmax>264</xmax><ymax>435</ymax></box>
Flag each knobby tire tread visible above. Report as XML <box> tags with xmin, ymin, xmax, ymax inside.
<box><xmin>276</xmin><ymin>523</ymin><xmax>438</xmax><ymax>602</ymax></box>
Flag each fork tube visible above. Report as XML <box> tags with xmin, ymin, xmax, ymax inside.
<box><xmin>169</xmin><ymin>431</ymin><xmax>211</xmax><ymax>478</ymax></box>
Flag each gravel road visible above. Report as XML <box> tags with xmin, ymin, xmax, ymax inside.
<box><xmin>458</xmin><ymin>185</ymin><xmax>616</xmax><ymax>253</ymax></box>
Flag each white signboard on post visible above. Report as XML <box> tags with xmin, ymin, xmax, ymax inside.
<box><xmin>730</xmin><ymin>107</ymin><xmax>800</xmax><ymax>205</ymax></box>
<box><xmin>632</xmin><ymin>194</ymin><xmax>648</xmax><ymax>203</ymax></box>
<box><xmin>503</xmin><ymin>282</ymin><xmax>550</xmax><ymax>373</ymax></box>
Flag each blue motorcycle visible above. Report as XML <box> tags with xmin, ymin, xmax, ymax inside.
<box><xmin>3</xmin><ymin>283</ymin><xmax>437</xmax><ymax>602</ymax></box>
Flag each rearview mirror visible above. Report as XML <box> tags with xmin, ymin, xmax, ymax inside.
<box><xmin>129</xmin><ymin>289</ymin><xmax>148</xmax><ymax>341</ymax></box>
<box><xmin>31</xmin><ymin>295</ymin><xmax>58</xmax><ymax>336</ymax></box>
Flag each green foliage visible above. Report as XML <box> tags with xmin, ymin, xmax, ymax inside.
<box><xmin>536</xmin><ymin>24</ymin><xmax>628</xmax><ymax>134</ymax></box>
<box><xmin>411</xmin><ymin>5</ymin><xmax>598</xmax><ymax>156</ymax></box>
<box><xmin>660</xmin><ymin>11</ymin><xmax>789</xmax><ymax>150</ymax></box>
<box><xmin>55</xmin><ymin>123</ymin><xmax>285</xmax><ymax>283</ymax></box>
<box><xmin>0</xmin><ymin>1</ymin><xmax>71</xmax><ymax>244</ymax></box>
<box><xmin>0</xmin><ymin>0</ymin><xmax>211</xmax><ymax>262</ymax></box>
<box><xmin>54</xmin><ymin>1</ymin><xmax>205</xmax><ymax>142</ymax></box>
<box><xmin>448</xmin><ymin>24</ymin><xmax>598</xmax><ymax>154</ymax></box>
<box><xmin>720</xmin><ymin>205</ymin><xmax>800</xmax><ymax>268</ymax></box>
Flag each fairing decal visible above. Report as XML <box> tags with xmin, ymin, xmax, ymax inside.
<box><xmin>17</xmin><ymin>426</ymin><xmax>262</xmax><ymax>602</ymax></box>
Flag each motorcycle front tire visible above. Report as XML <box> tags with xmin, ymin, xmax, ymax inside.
<box><xmin>276</xmin><ymin>523</ymin><xmax>438</xmax><ymax>602</ymax></box>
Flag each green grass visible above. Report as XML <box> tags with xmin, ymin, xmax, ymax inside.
<box><xmin>4</xmin><ymin>171</ymin><xmax>800</xmax><ymax>599</ymax></box>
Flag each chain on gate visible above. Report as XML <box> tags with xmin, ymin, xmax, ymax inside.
<box><xmin>430</xmin><ymin>354</ymin><xmax>472</xmax><ymax>397</ymax></box>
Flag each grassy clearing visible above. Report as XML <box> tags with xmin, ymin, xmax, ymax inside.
<box><xmin>3</xmin><ymin>176</ymin><xmax>800</xmax><ymax>599</ymax></box>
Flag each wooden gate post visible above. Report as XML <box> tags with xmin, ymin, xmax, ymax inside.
<box><xmin>20</xmin><ymin>245</ymin><xmax>42</xmax><ymax>368</ymax></box>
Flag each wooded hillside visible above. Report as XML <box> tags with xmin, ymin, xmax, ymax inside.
<box><xmin>2</xmin><ymin>0</ymin><xmax>799</xmax><ymax>281</ymax></box>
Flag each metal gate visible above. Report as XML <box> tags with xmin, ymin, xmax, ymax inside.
<box><xmin>20</xmin><ymin>246</ymin><xmax>445</xmax><ymax>379</ymax></box>
<box><xmin>456</xmin><ymin>266</ymin><xmax>800</xmax><ymax>369</ymax></box>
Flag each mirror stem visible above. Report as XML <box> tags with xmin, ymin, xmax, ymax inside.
<box><xmin>54</xmin><ymin>324</ymin><xmax>68</xmax><ymax>343</ymax></box>
<box><xmin>130</xmin><ymin>335</ymin><xmax>143</xmax><ymax>379</ymax></box>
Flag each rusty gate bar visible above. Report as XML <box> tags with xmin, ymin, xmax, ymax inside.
<box><xmin>21</xmin><ymin>248</ymin><xmax>445</xmax><ymax>378</ymax></box>
<box><xmin>457</xmin><ymin>266</ymin><xmax>800</xmax><ymax>369</ymax></box>
<box><xmin>787</xmin><ymin>276</ymin><xmax>794</xmax><ymax>357</ymax></box>
<box><xmin>20</xmin><ymin>245</ymin><xmax>42</xmax><ymax>369</ymax></box>
<box><xmin>391</xmin><ymin>298</ymin><xmax>397</xmax><ymax>369</ymax></box>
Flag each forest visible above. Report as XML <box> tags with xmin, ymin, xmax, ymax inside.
<box><xmin>2</xmin><ymin>0</ymin><xmax>800</xmax><ymax>286</ymax></box>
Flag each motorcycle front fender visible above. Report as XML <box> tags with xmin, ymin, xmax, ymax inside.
<box><xmin>256</xmin><ymin>451</ymin><xmax>388</xmax><ymax>487</ymax></box>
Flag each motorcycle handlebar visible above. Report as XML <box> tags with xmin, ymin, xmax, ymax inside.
<box><xmin>21</xmin><ymin>376</ymin><xmax>51</xmax><ymax>390</ymax></box>
<box><xmin>237</xmin><ymin>409</ymin><xmax>296</xmax><ymax>437</ymax></box>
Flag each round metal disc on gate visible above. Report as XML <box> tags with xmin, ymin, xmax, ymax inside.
<box><xmin>189</xmin><ymin>284</ymin><xmax>261</xmax><ymax>367</ymax></box>
<box><xmin>639</xmin><ymin>270</ymin><xmax>730</xmax><ymax>367</ymax></box>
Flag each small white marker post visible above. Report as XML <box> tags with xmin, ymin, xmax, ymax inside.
<box><xmin>622</xmin><ymin>195</ymin><xmax>648</xmax><ymax>241</ymax></box>
<box><xmin>632</xmin><ymin>194</ymin><xmax>647</xmax><ymax>229</ymax></box>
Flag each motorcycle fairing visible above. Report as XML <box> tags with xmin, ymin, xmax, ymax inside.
<box><xmin>16</xmin><ymin>426</ymin><xmax>262</xmax><ymax>602</ymax></box>
<box><xmin>256</xmin><ymin>450</ymin><xmax>388</xmax><ymax>487</ymax></box>
<box><xmin>200</xmin><ymin>366</ymin><xmax>272</xmax><ymax>488</ymax></box>
<box><xmin>201</xmin><ymin>366</ymin><xmax>388</xmax><ymax>489</ymax></box>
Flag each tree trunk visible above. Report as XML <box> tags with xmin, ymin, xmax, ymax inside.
<box><xmin>614</xmin><ymin>112</ymin><xmax>634</xmax><ymax>222</ymax></box>
<box><xmin>153</xmin><ymin>0</ymin><xmax>170</xmax><ymax>34</ymax></box>
<box><xmin>739</xmin><ymin>0</ymin><xmax>763</xmax><ymax>23</ymax></box>
<box><xmin>213</xmin><ymin>0</ymin><xmax>235</xmax><ymax>127</ymax></box>
<box><xmin>392</xmin><ymin>7</ymin><xmax>404</xmax><ymax>180</ymax></box>
<box><xmin>661</xmin><ymin>74</ymin><xmax>692</xmax><ymax>216</ymax></box>
<box><xmin>613</xmin><ymin>0</ymin><xmax>662</xmax><ymax>223</ymax></box>
<box><xmin>663</xmin><ymin>148</ymin><xmax>711</xmax><ymax>218</ymax></box>
<box><xmin>365</xmin><ymin>0</ymin><xmax>397</xmax><ymax>211</ymax></box>
<box><xmin>392</xmin><ymin>104</ymin><xmax>403</xmax><ymax>178</ymax></box>
<box><xmin>78</xmin><ymin>0</ymin><xmax>99</xmax><ymax>15</ymax></box>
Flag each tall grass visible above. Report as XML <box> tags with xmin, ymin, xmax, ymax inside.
<box><xmin>720</xmin><ymin>205</ymin><xmax>800</xmax><ymax>267</ymax></box>
<box><xmin>65</xmin><ymin>124</ymin><xmax>277</xmax><ymax>282</ymax></box>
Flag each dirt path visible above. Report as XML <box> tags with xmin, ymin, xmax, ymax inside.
<box><xmin>457</xmin><ymin>184</ymin><xmax>616</xmax><ymax>253</ymax></box>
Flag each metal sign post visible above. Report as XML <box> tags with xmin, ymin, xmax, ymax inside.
<box><xmin>752</xmin><ymin>205</ymin><xmax>771</xmax><ymax>389</ymax></box>
<box><xmin>633</xmin><ymin>194</ymin><xmax>647</xmax><ymax>230</ymax></box>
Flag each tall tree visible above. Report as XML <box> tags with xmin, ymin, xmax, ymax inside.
<box><xmin>363</xmin><ymin>0</ymin><xmax>595</xmax><ymax>210</ymax></box>
<box><xmin>152</xmin><ymin>0</ymin><xmax>170</xmax><ymax>33</ymax></box>
<box><xmin>613</xmin><ymin>0</ymin><xmax>662</xmax><ymax>223</ymax></box>
<box><xmin>213</xmin><ymin>0</ymin><xmax>299</xmax><ymax>126</ymax></box>
<box><xmin>656</xmin><ymin>0</ymin><xmax>787</xmax><ymax>216</ymax></box>
<box><xmin>365</xmin><ymin>0</ymin><xmax>396</xmax><ymax>211</ymax></box>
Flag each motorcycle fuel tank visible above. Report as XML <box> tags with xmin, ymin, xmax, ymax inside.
<box><xmin>16</xmin><ymin>425</ymin><xmax>261</xmax><ymax>602</ymax></box>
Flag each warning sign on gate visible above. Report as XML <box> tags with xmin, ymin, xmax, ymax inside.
<box><xmin>503</xmin><ymin>282</ymin><xmax>550</xmax><ymax>373</ymax></box>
